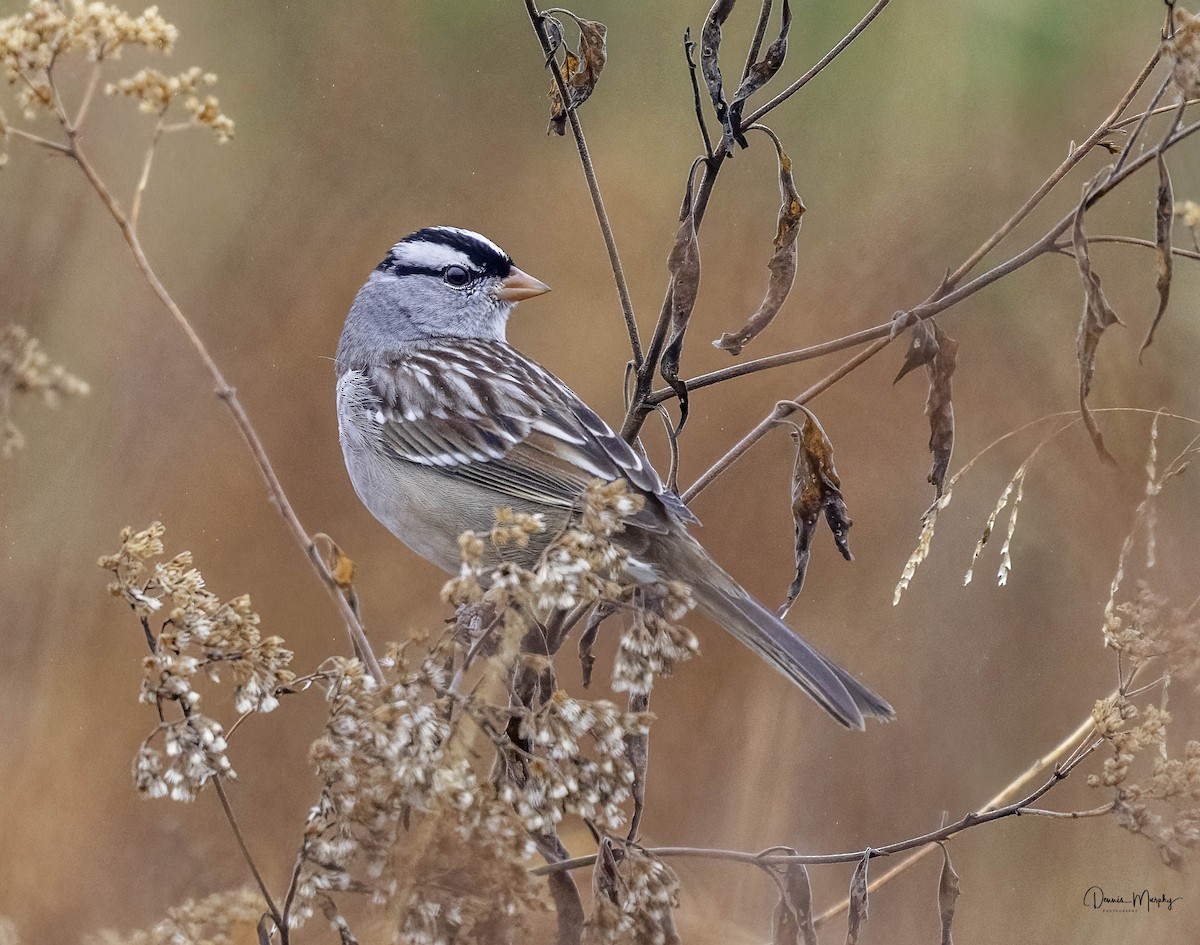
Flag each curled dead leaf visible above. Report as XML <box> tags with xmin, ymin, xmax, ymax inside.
<box><xmin>772</xmin><ymin>403</ymin><xmax>853</xmax><ymax>618</ymax></box>
<box><xmin>769</xmin><ymin>858</ymin><xmax>818</xmax><ymax>945</ymax></box>
<box><xmin>845</xmin><ymin>852</ymin><xmax>870</xmax><ymax>945</ymax></box>
<box><xmin>546</xmin><ymin>13</ymin><xmax>607</xmax><ymax>135</ymax></box>
<box><xmin>892</xmin><ymin>317</ymin><xmax>940</xmax><ymax>384</ymax></box>
<box><xmin>578</xmin><ymin>600</ymin><xmax>616</xmax><ymax>687</ymax></box>
<box><xmin>700</xmin><ymin>0</ymin><xmax>742</xmax><ymax>153</ymax></box>
<box><xmin>729</xmin><ymin>0</ymin><xmax>792</xmax><ymax>137</ymax></box>
<box><xmin>937</xmin><ymin>844</ymin><xmax>962</xmax><ymax>945</ymax></box>
<box><xmin>660</xmin><ymin>159</ymin><xmax>705</xmax><ymax>432</ymax></box>
<box><xmin>714</xmin><ymin>129</ymin><xmax>804</xmax><ymax>355</ymax></box>
<box><xmin>1166</xmin><ymin>6</ymin><xmax>1200</xmax><ymax>98</ymax></box>
<box><xmin>1073</xmin><ymin>179</ymin><xmax>1122</xmax><ymax>465</ymax></box>
<box><xmin>923</xmin><ymin>321</ymin><xmax>958</xmax><ymax>498</ymax></box>
<box><xmin>1140</xmin><ymin>153</ymin><xmax>1174</xmax><ymax>358</ymax></box>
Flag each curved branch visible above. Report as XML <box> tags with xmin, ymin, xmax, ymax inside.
<box><xmin>532</xmin><ymin>732</ymin><xmax>1102</xmax><ymax>877</ymax></box>
<box><xmin>679</xmin><ymin>116</ymin><xmax>1200</xmax><ymax>500</ymax></box>
<box><xmin>523</xmin><ymin>1</ymin><xmax>642</xmax><ymax>367</ymax></box>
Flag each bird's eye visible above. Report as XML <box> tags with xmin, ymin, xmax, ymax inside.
<box><xmin>443</xmin><ymin>265</ymin><xmax>471</xmax><ymax>287</ymax></box>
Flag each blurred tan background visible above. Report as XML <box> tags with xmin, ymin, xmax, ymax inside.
<box><xmin>3</xmin><ymin>0</ymin><xmax>1199</xmax><ymax>941</ymax></box>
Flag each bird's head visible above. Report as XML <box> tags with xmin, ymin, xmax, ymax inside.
<box><xmin>340</xmin><ymin>228</ymin><xmax>550</xmax><ymax>363</ymax></box>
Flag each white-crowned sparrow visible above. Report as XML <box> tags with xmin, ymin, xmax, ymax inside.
<box><xmin>335</xmin><ymin>226</ymin><xmax>892</xmax><ymax>729</ymax></box>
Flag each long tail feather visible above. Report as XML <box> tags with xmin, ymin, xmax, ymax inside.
<box><xmin>661</xmin><ymin>536</ymin><xmax>894</xmax><ymax>729</ymax></box>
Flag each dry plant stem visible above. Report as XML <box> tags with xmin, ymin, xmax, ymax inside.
<box><xmin>213</xmin><ymin>775</ymin><xmax>284</xmax><ymax>931</ymax></box>
<box><xmin>680</xmin><ymin>117</ymin><xmax>1200</xmax><ymax>499</ymax></box>
<box><xmin>1108</xmin><ymin>74</ymin><xmax>1172</xmax><ymax>181</ymax></box>
<box><xmin>811</xmin><ymin>709</ymin><xmax>1103</xmax><ymax>925</ymax></box>
<box><xmin>944</xmin><ymin>51</ymin><xmax>1160</xmax><ymax>291</ymax></box>
<box><xmin>1080</xmin><ymin>234</ymin><xmax>1200</xmax><ymax>261</ymax></box>
<box><xmin>647</xmin><ymin>50</ymin><xmax>1166</xmax><ymax>410</ymax></box>
<box><xmin>532</xmin><ymin>727</ymin><xmax>1103</xmax><ymax>878</ymax></box>
<box><xmin>61</xmin><ymin>140</ymin><xmax>385</xmax><ymax>685</ymax></box>
<box><xmin>742</xmin><ymin>0</ymin><xmax>774</xmax><ymax>81</ymax></box>
<box><xmin>1111</xmin><ymin>95</ymin><xmax>1200</xmax><ymax>130</ymax></box>
<box><xmin>623</xmin><ymin>0</ymin><xmax>894</xmax><ymax>440</ymax></box>
<box><xmin>523</xmin><ymin>0</ymin><xmax>642</xmax><ymax>367</ymax></box>
<box><xmin>130</xmin><ymin>116</ymin><xmax>165</xmax><ymax>230</ymax></box>
<box><xmin>741</xmin><ymin>0</ymin><xmax>893</xmax><ymax>126</ymax></box>
<box><xmin>682</xmin><ymin>338</ymin><xmax>885</xmax><ymax>502</ymax></box>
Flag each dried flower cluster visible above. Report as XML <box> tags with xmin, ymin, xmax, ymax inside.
<box><xmin>106</xmin><ymin>65</ymin><xmax>233</xmax><ymax>140</ymax></box>
<box><xmin>0</xmin><ymin>1</ymin><xmax>176</xmax><ymax>118</ymax></box>
<box><xmin>1089</xmin><ymin>583</ymin><xmax>1200</xmax><ymax>867</ymax></box>
<box><xmin>611</xmin><ymin>583</ymin><xmax>697</xmax><ymax>696</ymax></box>
<box><xmin>85</xmin><ymin>887</ymin><xmax>263</xmax><ymax>945</ymax></box>
<box><xmin>585</xmin><ymin>846</ymin><xmax>682</xmax><ymax>945</ymax></box>
<box><xmin>298</xmin><ymin>650</ymin><xmax>544</xmax><ymax>938</ymax></box>
<box><xmin>99</xmin><ymin>523</ymin><xmax>294</xmax><ymax>800</ymax></box>
<box><xmin>1167</xmin><ymin>6</ymin><xmax>1200</xmax><ymax>98</ymax></box>
<box><xmin>0</xmin><ymin>323</ymin><xmax>89</xmax><ymax>457</ymax></box>
<box><xmin>293</xmin><ymin>484</ymin><xmax>684</xmax><ymax>938</ymax></box>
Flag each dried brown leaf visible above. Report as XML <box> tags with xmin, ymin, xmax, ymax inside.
<box><xmin>1141</xmin><ymin>153</ymin><xmax>1174</xmax><ymax>359</ymax></box>
<box><xmin>893</xmin><ymin>318</ymin><xmax>940</xmax><ymax>384</ymax></box>
<box><xmin>771</xmin><ymin>860</ymin><xmax>818</xmax><ymax>945</ymax></box>
<box><xmin>578</xmin><ymin>601</ymin><xmax>615</xmax><ymax>688</ymax></box>
<box><xmin>924</xmin><ymin>321</ymin><xmax>958</xmax><ymax>498</ymax></box>
<box><xmin>714</xmin><ymin>133</ymin><xmax>804</xmax><ymax>355</ymax></box>
<box><xmin>592</xmin><ymin>838</ymin><xmax>621</xmax><ymax>906</ymax></box>
<box><xmin>1166</xmin><ymin>7</ymin><xmax>1200</xmax><ymax>98</ymax></box>
<box><xmin>701</xmin><ymin>0</ymin><xmax>741</xmax><ymax>152</ymax></box>
<box><xmin>660</xmin><ymin>163</ymin><xmax>704</xmax><ymax>431</ymax></box>
<box><xmin>575</xmin><ymin>19</ymin><xmax>608</xmax><ymax>92</ymax></box>
<box><xmin>937</xmin><ymin>844</ymin><xmax>961</xmax><ymax>945</ymax></box>
<box><xmin>548</xmin><ymin>48</ymin><xmax>580</xmax><ymax>136</ymax></box>
<box><xmin>1073</xmin><ymin>183</ymin><xmax>1122</xmax><ymax>465</ymax></box>
<box><xmin>845</xmin><ymin>853</ymin><xmax>870</xmax><ymax>945</ymax></box>
<box><xmin>775</xmin><ymin>405</ymin><xmax>853</xmax><ymax>617</ymax></box>
<box><xmin>624</xmin><ymin>690</ymin><xmax>650</xmax><ymax>841</ymax></box>
<box><xmin>314</xmin><ymin>532</ymin><xmax>362</xmax><ymax>621</ymax></box>
<box><xmin>729</xmin><ymin>0</ymin><xmax>792</xmax><ymax>134</ymax></box>
<box><xmin>546</xmin><ymin>17</ymin><xmax>606</xmax><ymax>136</ymax></box>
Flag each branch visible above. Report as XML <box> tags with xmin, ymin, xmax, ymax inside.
<box><xmin>213</xmin><ymin>775</ymin><xmax>284</xmax><ymax>931</ymax></box>
<box><xmin>679</xmin><ymin>114</ymin><xmax>1200</xmax><ymax>500</ymax></box>
<box><xmin>63</xmin><ymin>140</ymin><xmax>384</xmax><ymax>685</ymax></box>
<box><xmin>741</xmin><ymin>0</ymin><xmax>893</xmax><ymax>126</ymax></box>
<box><xmin>522</xmin><ymin>1</ymin><xmax>642</xmax><ymax>367</ymax></box>
<box><xmin>532</xmin><ymin>727</ymin><xmax>1102</xmax><ymax>878</ymax></box>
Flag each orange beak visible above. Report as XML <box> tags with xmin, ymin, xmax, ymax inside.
<box><xmin>495</xmin><ymin>267</ymin><xmax>551</xmax><ymax>302</ymax></box>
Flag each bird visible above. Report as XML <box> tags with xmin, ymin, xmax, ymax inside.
<box><xmin>335</xmin><ymin>226</ymin><xmax>893</xmax><ymax>729</ymax></box>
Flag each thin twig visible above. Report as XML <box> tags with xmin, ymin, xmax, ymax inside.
<box><xmin>1110</xmin><ymin>95</ymin><xmax>1200</xmax><ymax>131</ymax></box>
<box><xmin>6</xmin><ymin>126</ymin><xmax>73</xmax><ymax>153</ymax></box>
<box><xmin>742</xmin><ymin>0</ymin><xmax>893</xmax><ymax>126</ymax></box>
<box><xmin>1072</xmin><ymin>233</ymin><xmax>1200</xmax><ymax>261</ymax></box>
<box><xmin>1109</xmin><ymin>74</ymin><xmax>1172</xmax><ymax>180</ymax></box>
<box><xmin>742</xmin><ymin>0</ymin><xmax>775</xmax><ymax>81</ymax></box>
<box><xmin>680</xmin><ymin>116</ymin><xmax>1200</xmax><ymax>500</ymax></box>
<box><xmin>63</xmin><ymin>139</ymin><xmax>384</xmax><ymax>685</ymax></box>
<box><xmin>646</xmin><ymin>226</ymin><xmax>1200</xmax><ymax>406</ymax></box>
<box><xmin>685</xmin><ymin>28</ymin><xmax>715</xmax><ymax>160</ymax></box>
<box><xmin>532</xmin><ymin>731</ymin><xmax>1102</xmax><ymax>877</ymax></box>
<box><xmin>523</xmin><ymin>1</ymin><xmax>642</xmax><ymax>367</ymax></box>
<box><xmin>213</xmin><ymin>775</ymin><xmax>284</xmax><ymax>929</ymax></box>
<box><xmin>72</xmin><ymin>59</ymin><xmax>104</xmax><ymax>130</ymax></box>
<box><xmin>811</xmin><ymin>709</ymin><xmax>1102</xmax><ymax>924</ymax></box>
<box><xmin>944</xmin><ymin>51</ymin><xmax>1161</xmax><ymax>291</ymax></box>
<box><xmin>130</xmin><ymin>116</ymin><xmax>166</xmax><ymax>231</ymax></box>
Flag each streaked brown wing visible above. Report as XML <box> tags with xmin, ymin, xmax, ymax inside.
<box><xmin>364</xmin><ymin>339</ymin><xmax>696</xmax><ymax>525</ymax></box>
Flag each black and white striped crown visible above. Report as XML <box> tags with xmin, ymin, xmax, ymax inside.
<box><xmin>376</xmin><ymin>227</ymin><xmax>513</xmax><ymax>279</ymax></box>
